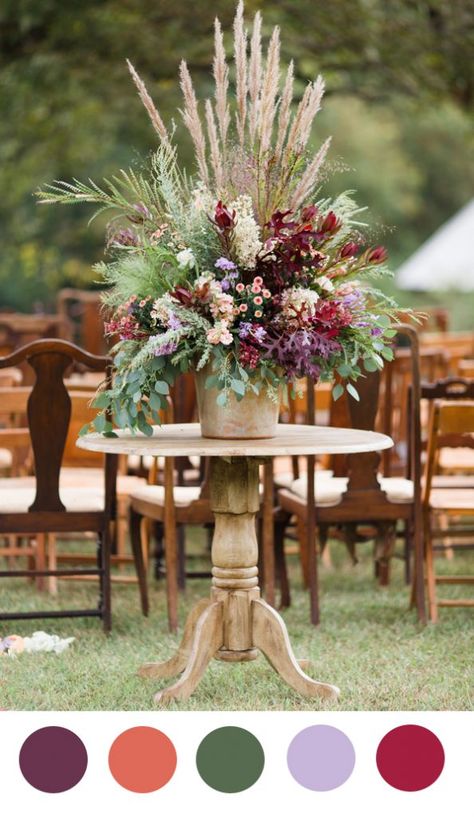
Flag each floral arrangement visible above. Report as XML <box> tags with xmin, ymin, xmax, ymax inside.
<box><xmin>38</xmin><ymin>2</ymin><xmax>400</xmax><ymax>436</ymax></box>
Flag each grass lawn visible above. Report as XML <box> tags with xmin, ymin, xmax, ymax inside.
<box><xmin>1</xmin><ymin>535</ymin><xmax>473</xmax><ymax>711</ymax></box>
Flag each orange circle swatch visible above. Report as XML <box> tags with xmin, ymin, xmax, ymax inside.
<box><xmin>108</xmin><ymin>726</ymin><xmax>177</xmax><ymax>793</ymax></box>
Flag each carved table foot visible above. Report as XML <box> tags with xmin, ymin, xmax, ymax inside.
<box><xmin>154</xmin><ymin>601</ymin><xmax>224</xmax><ymax>703</ymax></box>
<box><xmin>252</xmin><ymin>598</ymin><xmax>340</xmax><ymax>701</ymax></box>
<box><xmin>138</xmin><ymin>598</ymin><xmax>212</xmax><ymax>680</ymax></box>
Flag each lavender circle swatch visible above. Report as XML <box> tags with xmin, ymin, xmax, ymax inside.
<box><xmin>19</xmin><ymin>726</ymin><xmax>88</xmax><ymax>793</ymax></box>
<box><xmin>287</xmin><ymin>725</ymin><xmax>355</xmax><ymax>791</ymax></box>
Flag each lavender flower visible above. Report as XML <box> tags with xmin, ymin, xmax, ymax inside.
<box><xmin>215</xmin><ymin>257</ymin><xmax>237</xmax><ymax>271</ymax></box>
<box><xmin>253</xmin><ymin>326</ymin><xmax>267</xmax><ymax>343</ymax></box>
<box><xmin>168</xmin><ymin>314</ymin><xmax>183</xmax><ymax>331</ymax></box>
<box><xmin>238</xmin><ymin>322</ymin><xmax>252</xmax><ymax>339</ymax></box>
<box><xmin>154</xmin><ymin>341</ymin><xmax>178</xmax><ymax>356</ymax></box>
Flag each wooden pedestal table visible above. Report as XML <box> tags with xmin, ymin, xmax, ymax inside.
<box><xmin>78</xmin><ymin>423</ymin><xmax>392</xmax><ymax>704</ymax></box>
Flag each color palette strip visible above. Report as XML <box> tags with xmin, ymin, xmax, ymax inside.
<box><xmin>15</xmin><ymin>722</ymin><xmax>446</xmax><ymax>794</ymax></box>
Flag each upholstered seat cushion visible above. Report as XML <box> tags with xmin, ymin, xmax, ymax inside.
<box><xmin>429</xmin><ymin>488</ymin><xmax>474</xmax><ymax>511</ymax></box>
<box><xmin>59</xmin><ymin>468</ymin><xmax>146</xmax><ymax>498</ymax></box>
<box><xmin>130</xmin><ymin>484</ymin><xmax>202</xmax><ymax>507</ymax></box>
<box><xmin>274</xmin><ymin>469</ymin><xmax>333</xmax><ymax>490</ymax></box>
<box><xmin>0</xmin><ymin>477</ymin><xmax>105</xmax><ymax>513</ymax></box>
<box><xmin>438</xmin><ymin>448</ymin><xmax>474</xmax><ymax>474</ymax></box>
<box><xmin>0</xmin><ymin>448</ymin><xmax>12</xmax><ymax>470</ymax></box>
<box><xmin>290</xmin><ymin>474</ymin><xmax>414</xmax><ymax>506</ymax></box>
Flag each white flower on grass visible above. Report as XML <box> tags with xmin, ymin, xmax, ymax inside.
<box><xmin>176</xmin><ymin>248</ymin><xmax>196</xmax><ymax>269</ymax></box>
<box><xmin>229</xmin><ymin>195</ymin><xmax>262</xmax><ymax>269</ymax></box>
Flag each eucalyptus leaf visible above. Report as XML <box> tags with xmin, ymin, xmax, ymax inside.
<box><xmin>332</xmin><ymin>383</ymin><xmax>344</xmax><ymax>401</ymax></box>
<box><xmin>346</xmin><ymin>383</ymin><xmax>360</xmax><ymax>401</ymax></box>
<box><xmin>154</xmin><ymin>380</ymin><xmax>170</xmax><ymax>395</ymax></box>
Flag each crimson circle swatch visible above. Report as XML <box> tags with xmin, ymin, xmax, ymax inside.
<box><xmin>19</xmin><ymin>726</ymin><xmax>88</xmax><ymax>793</ymax></box>
<box><xmin>376</xmin><ymin>725</ymin><xmax>445</xmax><ymax>791</ymax></box>
<box><xmin>108</xmin><ymin>726</ymin><xmax>177</xmax><ymax>793</ymax></box>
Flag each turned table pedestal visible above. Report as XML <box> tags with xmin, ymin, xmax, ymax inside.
<box><xmin>78</xmin><ymin>423</ymin><xmax>392</xmax><ymax>703</ymax></box>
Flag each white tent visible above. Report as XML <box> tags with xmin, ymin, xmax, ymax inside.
<box><xmin>397</xmin><ymin>199</ymin><xmax>474</xmax><ymax>291</ymax></box>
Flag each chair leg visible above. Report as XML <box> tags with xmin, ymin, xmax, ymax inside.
<box><xmin>425</xmin><ymin>526</ymin><xmax>438</xmax><ymax>623</ymax></box>
<box><xmin>130</xmin><ymin>507</ymin><xmax>149</xmax><ymax>616</ymax></box>
<box><xmin>116</xmin><ymin>497</ymin><xmax>128</xmax><ymax>571</ymax></box>
<box><xmin>177</xmin><ymin>524</ymin><xmax>186</xmax><ymax>590</ymax></box>
<box><xmin>274</xmin><ymin>510</ymin><xmax>291</xmax><ymax>609</ymax></box>
<box><xmin>343</xmin><ymin>523</ymin><xmax>359</xmax><ymax>566</ymax></box>
<box><xmin>319</xmin><ymin>524</ymin><xmax>333</xmax><ymax>569</ymax></box>
<box><xmin>164</xmin><ymin>512</ymin><xmax>179</xmax><ymax>634</ymax></box>
<box><xmin>297</xmin><ymin>517</ymin><xmax>310</xmax><ymax>588</ymax></box>
<box><xmin>153</xmin><ymin>521</ymin><xmax>164</xmax><ymax>580</ymax></box>
<box><xmin>47</xmin><ymin>533</ymin><xmax>58</xmax><ymax>595</ymax></box>
<box><xmin>35</xmin><ymin>534</ymin><xmax>46</xmax><ymax>591</ymax></box>
<box><xmin>98</xmin><ymin>528</ymin><xmax>112</xmax><ymax>633</ymax></box>
<box><xmin>375</xmin><ymin>523</ymin><xmax>397</xmax><ymax>586</ymax></box>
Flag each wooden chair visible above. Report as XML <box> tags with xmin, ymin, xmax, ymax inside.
<box><xmin>458</xmin><ymin>360</ymin><xmax>474</xmax><ymax>379</ymax></box>
<box><xmin>420</xmin><ymin>331</ymin><xmax>474</xmax><ymax>377</ymax></box>
<box><xmin>0</xmin><ymin>339</ymin><xmax>117</xmax><ymax>631</ymax></box>
<box><xmin>423</xmin><ymin>400</ymin><xmax>474</xmax><ymax>621</ymax></box>
<box><xmin>276</xmin><ymin>324</ymin><xmax>425</xmax><ymax>624</ymax></box>
<box><xmin>420</xmin><ymin>377</ymin><xmax>474</xmax><ymax>477</ymax></box>
<box><xmin>56</xmin><ymin>288</ymin><xmax>107</xmax><ymax>356</ymax></box>
<box><xmin>129</xmin><ymin>459</ymin><xmax>214</xmax><ymax>632</ymax></box>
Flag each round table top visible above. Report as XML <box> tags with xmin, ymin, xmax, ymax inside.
<box><xmin>77</xmin><ymin>422</ymin><xmax>393</xmax><ymax>458</ymax></box>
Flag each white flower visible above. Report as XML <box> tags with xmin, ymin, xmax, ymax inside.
<box><xmin>229</xmin><ymin>195</ymin><xmax>262</xmax><ymax>269</ymax></box>
<box><xmin>210</xmin><ymin>292</ymin><xmax>235</xmax><ymax>321</ymax></box>
<box><xmin>281</xmin><ymin>287</ymin><xmax>320</xmax><ymax>322</ymax></box>
<box><xmin>318</xmin><ymin>276</ymin><xmax>334</xmax><ymax>293</ymax></box>
<box><xmin>22</xmin><ymin>631</ymin><xmax>75</xmax><ymax>654</ymax></box>
<box><xmin>207</xmin><ymin>321</ymin><xmax>233</xmax><ymax>346</ymax></box>
<box><xmin>176</xmin><ymin>248</ymin><xmax>195</xmax><ymax>269</ymax></box>
<box><xmin>152</xmin><ymin>293</ymin><xmax>175</xmax><ymax>325</ymax></box>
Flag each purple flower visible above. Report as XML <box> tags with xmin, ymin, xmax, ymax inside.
<box><xmin>253</xmin><ymin>326</ymin><xmax>267</xmax><ymax>343</ymax></box>
<box><xmin>238</xmin><ymin>322</ymin><xmax>252</xmax><ymax>339</ymax></box>
<box><xmin>215</xmin><ymin>257</ymin><xmax>237</xmax><ymax>271</ymax></box>
<box><xmin>154</xmin><ymin>341</ymin><xmax>178</xmax><ymax>356</ymax></box>
<box><xmin>371</xmin><ymin>326</ymin><xmax>383</xmax><ymax>336</ymax></box>
<box><xmin>168</xmin><ymin>314</ymin><xmax>182</xmax><ymax>331</ymax></box>
<box><xmin>220</xmin><ymin>279</ymin><xmax>230</xmax><ymax>291</ymax></box>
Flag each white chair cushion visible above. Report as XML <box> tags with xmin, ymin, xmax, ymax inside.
<box><xmin>0</xmin><ymin>477</ymin><xmax>105</xmax><ymax>513</ymax></box>
<box><xmin>438</xmin><ymin>447</ymin><xmax>474</xmax><ymax>473</ymax></box>
<box><xmin>59</xmin><ymin>468</ymin><xmax>146</xmax><ymax>498</ymax></box>
<box><xmin>0</xmin><ymin>448</ymin><xmax>13</xmax><ymax>469</ymax></box>
<box><xmin>290</xmin><ymin>474</ymin><xmax>414</xmax><ymax>506</ymax></box>
<box><xmin>130</xmin><ymin>484</ymin><xmax>202</xmax><ymax>507</ymax></box>
<box><xmin>429</xmin><ymin>488</ymin><xmax>474</xmax><ymax>511</ymax></box>
<box><xmin>274</xmin><ymin>468</ymin><xmax>333</xmax><ymax>490</ymax></box>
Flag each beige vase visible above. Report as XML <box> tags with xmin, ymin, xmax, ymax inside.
<box><xmin>195</xmin><ymin>367</ymin><xmax>280</xmax><ymax>439</ymax></box>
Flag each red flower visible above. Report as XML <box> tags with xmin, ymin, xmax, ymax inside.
<box><xmin>301</xmin><ymin>204</ymin><xmax>318</xmax><ymax>224</ymax></box>
<box><xmin>319</xmin><ymin>211</ymin><xmax>341</xmax><ymax>234</ymax></box>
<box><xmin>367</xmin><ymin>246</ymin><xmax>388</xmax><ymax>264</ymax></box>
<box><xmin>265</xmin><ymin>210</ymin><xmax>297</xmax><ymax>236</ymax></box>
<box><xmin>171</xmin><ymin>287</ymin><xmax>193</xmax><ymax>305</ymax></box>
<box><xmin>239</xmin><ymin>342</ymin><xmax>260</xmax><ymax>369</ymax></box>
<box><xmin>213</xmin><ymin>200</ymin><xmax>236</xmax><ymax>231</ymax></box>
<box><xmin>339</xmin><ymin>241</ymin><xmax>359</xmax><ymax>259</ymax></box>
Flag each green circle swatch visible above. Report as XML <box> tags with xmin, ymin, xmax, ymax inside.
<box><xmin>196</xmin><ymin>726</ymin><xmax>265</xmax><ymax>793</ymax></box>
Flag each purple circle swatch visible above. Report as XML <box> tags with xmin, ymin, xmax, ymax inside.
<box><xmin>19</xmin><ymin>726</ymin><xmax>88</xmax><ymax>793</ymax></box>
<box><xmin>287</xmin><ymin>725</ymin><xmax>355</xmax><ymax>791</ymax></box>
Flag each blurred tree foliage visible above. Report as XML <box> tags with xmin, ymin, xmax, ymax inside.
<box><xmin>0</xmin><ymin>0</ymin><xmax>472</xmax><ymax>309</ymax></box>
